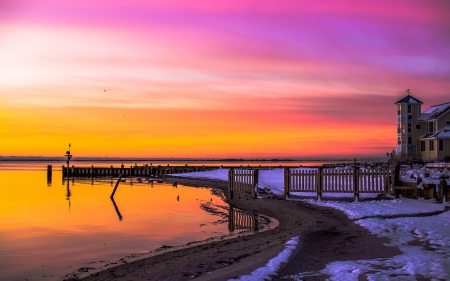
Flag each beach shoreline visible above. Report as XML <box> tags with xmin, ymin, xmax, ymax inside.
<box><xmin>72</xmin><ymin>176</ymin><xmax>401</xmax><ymax>281</ymax></box>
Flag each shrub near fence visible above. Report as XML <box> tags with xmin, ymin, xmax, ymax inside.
<box><xmin>228</xmin><ymin>168</ymin><xmax>258</xmax><ymax>199</ymax></box>
<box><xmin>284</xmin><ymin>167</ymin><xmax>394</xmax><ymax>201</ymax></box>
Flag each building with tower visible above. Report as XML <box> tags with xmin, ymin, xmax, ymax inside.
<box><xmin>395</xmin><ymin>91</ymin><xmax>450</xmax><ymax>160</ymax></box>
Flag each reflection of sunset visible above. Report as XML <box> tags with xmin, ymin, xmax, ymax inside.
<box><xmin>0</xmin><ymin>169</ymin><xmax>229</xmax><ymax>280</ymax></box>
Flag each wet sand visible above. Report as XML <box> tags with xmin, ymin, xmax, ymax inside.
<box><xmin>72</xmin><ymin>177</ymin><xmax>401</xmax><ymax>281</ymax></box>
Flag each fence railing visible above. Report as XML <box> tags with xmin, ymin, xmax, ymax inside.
<box><xmin>285</xmin><ymin>167</ymin><xmax>394</xmax><ymax>201</ymax></box>
<box><xmin>228</xmin><ymin>168</ymin><xmax>258</xmax><ymax>199</ymax></box>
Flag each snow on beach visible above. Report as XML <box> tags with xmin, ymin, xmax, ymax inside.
<box><xmin>400</xmin><ymin>165</ymin><xmax>450</xmax><ymax>187</ymax></box>
<box><xmin>173</xmin><ymin>168</ymin><xmax>450</xmax><ymax>280</ymax></box>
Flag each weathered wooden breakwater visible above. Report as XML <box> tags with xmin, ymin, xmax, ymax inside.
<box><xmin>56</xmin><ymin>164</ymin><xmax>308</xmax><ymax>179</ymax></box>
<box><xmin>60</xmin><ymin>164</ymin><xmax>220</xmax><ymax>178</ymax></box>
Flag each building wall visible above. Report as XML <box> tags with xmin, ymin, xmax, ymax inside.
<box><xmin>437</xmin><ymin>111</ymin><xmax>450</xmax><ymax>130</ymax></box>
<box><xmin>410</xmin><ymin>104</ymin><xmax>423</xmax><ymax>151</ymax></box>
<box><xmin>419</xmin><ymin>139</ymin><xmax>438</xmax><ymax>160</ymax></box>
<box><xmin>437</xmin><ymin>139</ymin><xmax>450</xmax><ymax>160</ymax></box>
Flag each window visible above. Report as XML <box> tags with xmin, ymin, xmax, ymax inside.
<box><xmin>421</xmin><ymin>141</ymin><xmax>426</xmax><ymax>151</ymax></box>
<box><xmin>430</xmin><ymin>140</ymin><xmax>435</xmax><ymax>151</ymax></box>
<box><xmin>408</xmin><ymin>115</ymin><xmax>412</xmax><ymax>120</ymax></box>
<box><xmin>416</xmin><ymin>124</ymin><xmax>422</xmax><ymax>130</ymax></box>
<box><xmin>439</xmin><ymin>139</ymin><xmax>444</xmax><ymax>151</ymax></box>
<box><xmin>408</xmin><ymin>137</ymin><xmax>412</xmax><ymax>145</ymax></box>
<box><xmin>447</xmin><ymin>120</ymin><xmax>450</xmax><ymax>126</ymax></box>
<box><xmin>408</xmin><ymin>105</ymin><xmax>411</xmax><ymax>114</ymax></box>
<box><xmin>398</xmin><ymin>137</ymin><xmax>401</xmax><ymax>145</ymax></box>
<box><xmin>429</xmin><ymin>122</ymin><xmax>436</xmax><ymax>133</ymax></box>
<box><xmin>397</xmin><ymin>105</ymin><xmax>401</xmax><ymax>116</ymax></box>
<box><xmin>401</xmin><ymin>105</ymin><xmax>405</xmax><ymax>115</ymax></box>
<box><xmin>402</xmin><ymin>123</ymin><xmax>406</xmax><ymax>133</ymax></box>
<box><xmin>408</xmin><ymin>123</ymin><xmax>412</xmax><ymax>133</ymax></box>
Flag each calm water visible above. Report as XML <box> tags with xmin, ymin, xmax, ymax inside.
<box><xmin>0</xmin><ymin>159</ymin><xmax>349</xmax><ymax>170</ymax></box>
<box><xmin>0</xmin><ymin>162</ymin><xmax>238</xmax><ymax>281</ymax></box>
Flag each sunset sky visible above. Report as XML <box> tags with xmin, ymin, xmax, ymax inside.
<box><xmin>1</xmin><ymin>0</ymin><xmax>450</xmax><ymax>158</ymax></box>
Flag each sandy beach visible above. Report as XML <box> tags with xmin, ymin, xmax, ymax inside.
<box><xmin>72</xmin><ymin>176</ymin><xmax>401</xmax><ymax>281</ymax></box>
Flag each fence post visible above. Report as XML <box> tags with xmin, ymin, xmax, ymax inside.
<box><xmin>252</xmin><ymin>169</ymin><xmax>259</xmax><ymax>199</ymax></box>
<box><xmin>384</xmin><ymin>169</ymin><xmax>389</xmax><ymax>194</ymax></box>
<box><xmin>394</xmin><ymin>164</ymin><xmax>401</xmax><ymax>187</ymax></box>
<box><xmin>317</xmin><ymin>167</ymin><xmax>323</xmax><ymax>201</ymax></box>
<box><xmin>353</xmin><ymin>159</ymin><xmax>359</xmax><ymax>202</ymax></box>
<box><xmin>284</xmin><ymin>167</ymin><xmax>290</xmax><ymax>200</ymax></box>
<box><xmin>228</xmin><ymin>168</ymin><xmax>234</xmax><ymax>200</ymax></box>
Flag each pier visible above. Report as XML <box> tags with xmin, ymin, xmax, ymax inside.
<box><xmin>60</xmin><ymin>164</ymin><xmax>219</xmax><ymax>178</ymax></box>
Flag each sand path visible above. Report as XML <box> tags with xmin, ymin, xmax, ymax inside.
<box><xmin>72</xmin><ymin>177</ymin><xmax>400</xmax><ymax>281</ymax></box>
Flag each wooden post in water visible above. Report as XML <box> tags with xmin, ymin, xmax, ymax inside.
<box><xmin>47</xmin><ymin>165</ymin><xmax>52</xmax><ymax>184</ymax></box>
<box><xmin>64</xmin><ymin>144</ymin><xmax>72</xmax><ymax>179</ymax></box>
<box><xmin>110</xmin><ymin>174</ymin><xmax>123</xmax><ymax>199</ymax></box>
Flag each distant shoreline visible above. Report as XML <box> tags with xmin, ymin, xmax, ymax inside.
<box><xmin>0</xmin><ymin>157</ymin><xmax>354</xmax><ymax>162</ymax></box>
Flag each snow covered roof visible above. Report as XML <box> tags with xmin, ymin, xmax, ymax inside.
<box><xmin>433</xmin><ymin>126</ymin><xmax>450</xmax><ymax>139</ymax></box>
<box><xmin>419</xmin><ymin>126</ymin><xmax>450</xmax><ymax>140</ymax></box>
<box><xmin>419</xmin><ymin>102</ymin><xmax>450</xmax><ymax>121</ymax></box>
<box><xmin>394</xmin><ymin>94</ymin><xmax>423</xmax><ymax>104</ymax></box>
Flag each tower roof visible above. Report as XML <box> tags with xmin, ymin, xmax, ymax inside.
<box><xmin>395</xmin><ymin>94</ymin><xmax>423</xmax><ymax>104</ymax></box>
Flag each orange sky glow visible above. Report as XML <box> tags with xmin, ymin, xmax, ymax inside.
<box><xmin>1</xmin><ymin>0</ymin><xmax>450</xmax><ymax>158</ymax></box>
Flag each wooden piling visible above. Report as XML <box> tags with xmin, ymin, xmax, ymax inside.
<box><xmin>47</xmin><ymin>165</ymin><xmax>52</xmax><ymax>184</ymax></box>
<box><xmin>110</xmin><ymin>174</ymin><xmax>122</xmax><ymax>199</ymax></box>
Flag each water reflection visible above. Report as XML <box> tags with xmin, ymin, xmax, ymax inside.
<box><xmin>0</xmin><ymin>169</ymin><xmax>237</xmax><ymax>281</ymax></box>
<box><xmin>110</xmin><ymin>197</ymin><xmax>123</xmax><ymax>221</ymax></box>
<box><xmin>228</xmin><ymin>205</ymin><xmax>259</xmax><ymax>235</ymax></box>
<box><xmin>66</xmin><ymin>178</ymin><xmax>72</xmax><ymax>211</ymax></box>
